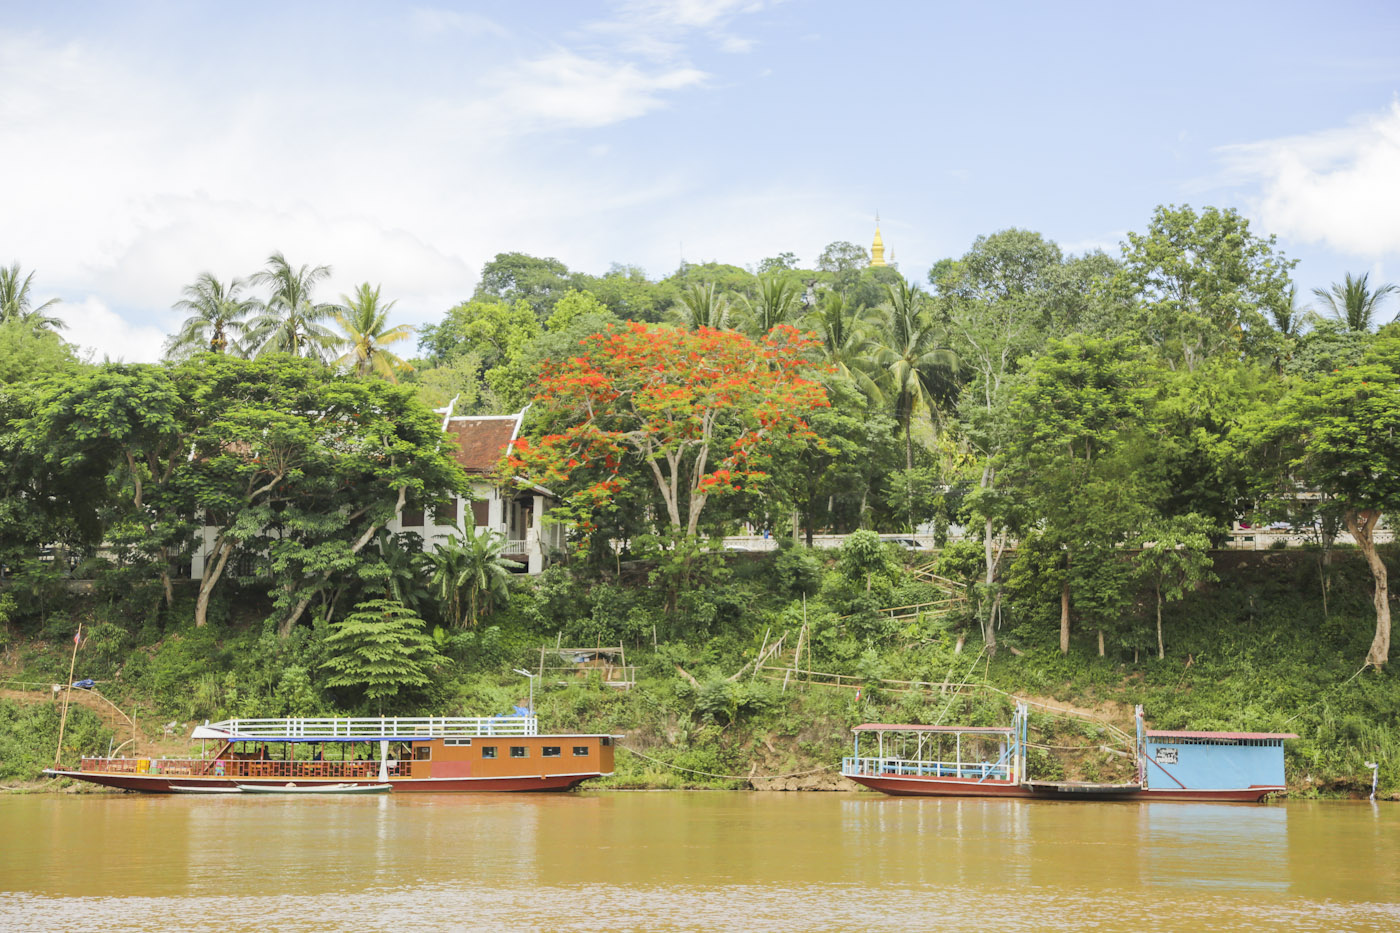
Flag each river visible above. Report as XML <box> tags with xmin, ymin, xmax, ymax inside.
<box><xmin>0</xmin><ymin>792</ymin><xmax>1395</xmax><ymax>931</ymax></box>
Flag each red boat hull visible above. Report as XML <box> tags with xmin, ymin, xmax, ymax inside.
<box><xmin>847</xmin><ymin>773</ymin><xmax>1283</xmax><ymax>802</ymax></box>
<box><xmin>45</xmin><ymin>769</ymin><xmax>598</xmax><ymax>794</ymax></box>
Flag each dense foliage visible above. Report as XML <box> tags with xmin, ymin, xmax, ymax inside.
<box><xmin>3</xmin><ymin>204</ymin><xmax>1400</xmax><ymax>795</ymax></box>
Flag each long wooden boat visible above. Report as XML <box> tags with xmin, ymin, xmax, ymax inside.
<box><xmin>44</xmin><ymin>715</ymin><xmax>618</xmax><ymax>794</ymax></box>
<box><xmin>842</xmin><ymin>704</ymin><xmax>1296</xmax><ymax>803</ymax></box>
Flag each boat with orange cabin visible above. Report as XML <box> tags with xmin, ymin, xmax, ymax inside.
<box><xmin>44</xmin><ymin>714</ymin><xmax>617</xmax><ymax>793</ymax></box>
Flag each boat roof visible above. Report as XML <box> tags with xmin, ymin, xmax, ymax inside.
<box><xmin>853</xmin><ymin>723</ymin><xmax>1013</xmax><ymax>734</ymax></box>
<box><xmin>1145</xmin><ymin>730</ymin><xmax>1297</xmax><ymax>741</ymax></box>
<box><xmin>192</xmin><ymin>715</ymin><xmax>547</xmax><ymax>742</ymax></box>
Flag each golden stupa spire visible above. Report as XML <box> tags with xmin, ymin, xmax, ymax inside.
<box><xmin>870</xmin><ymin>212</ymin><xmax>887</xmax><ymax>267</ymax></box>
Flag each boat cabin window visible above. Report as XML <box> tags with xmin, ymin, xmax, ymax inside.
<box><xmin>572</xmin><ymin>746</ymin><xmax>590</xmax><ymax>757</ymax></box>
<box><xmin>444</xmin><ymin>738</ymin><xmax>472</xmax><ymax>746</ymax></box>
<box><xmin>414</xmin><ymin>746</ymin><xmax>431</xmax><ymax>761</ymax></box>
<box><xmin>601</xmin><ymin>737</ymin><xmax>613</xmax><ymax>746</ymax></box>
<box><xmin>542</xmin><ymin>746</ymin><xmax>560</xmax><ymax>758</ymax></box>
<box><xmin>510</xmin><ymin>746</ymin><xmax>528</xmax><ymax>758</ymax></box>
<box><xmin>481</xmin><ymin>746</ymin><xmax>497</xmax><ymax>759</ymax></box>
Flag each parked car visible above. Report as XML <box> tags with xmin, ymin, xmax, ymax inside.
<box><xmin>881</xmin><ymin>536</ymin><xmax>931</xmax><ymax>551</ymax></box>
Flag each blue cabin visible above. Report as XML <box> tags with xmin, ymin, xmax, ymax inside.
<box><xmin>1141</xmin><ymin>729</ymin><xmax>1295</xmax><ymax>792</ymax></box>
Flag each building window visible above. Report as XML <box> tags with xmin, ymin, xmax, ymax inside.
<box><xmin>510</xmin><ymin>746</ymin><xmax>528</xmax><ymax>758</ymax></box>
<box><xmin>601</xmin><ymin>736</ymin><xmax>613</xmax><ymax>746</ymax></box>
<box><xmin>414</xmin><ymin>746</ymin><xmax>431</xmax><ymax>761</ymax></box>
<box><xmin>542</xmin><ymin>746</ymin><xmax>560</xmax><ymax>758</ymax></box>
<box><xmin>572</xmin><ymin>746</ymin><xmax>590</xmax><ymax>757</ymax></box>
<box><xmin>471</xmin><ymin>500</ymin><xmax>490</xmax><ymax>528</ymax></box>
<box><xmin>401</xmin><ymin>502</ymin><xmax>425</xmax><ymax>527</ymax></box>
<box><xmin>435</xmin><ymin>498</ymin><xmax>458</xmax><ymax>525</ymax></box>
<box><xmin>481</xmin><ymin>746</ymin><xmax>497</xmax><ymax>759</ymax></box>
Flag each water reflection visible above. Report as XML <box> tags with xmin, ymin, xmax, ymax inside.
<box><xmin>0</xmin><ymin>793</ymin><xmax>1395</xmax><ymax>932</ymax></box>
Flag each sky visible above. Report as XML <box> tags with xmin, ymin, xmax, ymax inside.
<box><xmin>3</xmin><ymin>0</ymin><xmax>1400</xmax><ymax>362</ymax></box>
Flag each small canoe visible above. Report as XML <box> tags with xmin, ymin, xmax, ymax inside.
<box><xmin>235</xmin><ymin>782</ymin><xmax>392</xmax><ymax>795</ymax></box>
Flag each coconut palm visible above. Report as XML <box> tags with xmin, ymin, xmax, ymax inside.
<box><xmin>331</xmin><ymin>282</ymin><xmax>414</xmax><ymax>381</ymax></box>
<box><xmin>671</xmin><ymin>282</ymin><xmax>731</xmax><ymax>330</ymax></box>
<box><xmin>806</xmin><ymin>291</ymin><xmax>881</xmax><ymax>401</ymax></box>
<box><xmin>245</xmin><ymin>251</ymin><xmax>340</xmax><ymax>359</ymax></box>
<box><xmin>1311</xmin><ymin>272</ymin><xmax>1398</xmax><ymax>333</ymax></box>
<box><xmin>739</xmin><ymin>275</ymin><xmax>801</xmax><ymax>336</ymax></box>
<box><xmin>166</xmin><ymin>272</ymin><xmax>255</xmax><ymax>357</ymax></box>
<box><xmin>428</xmin><ymin>528</ymin><xmax>514</xmax><ymax>628</ymax></box>
<box><xmin>0</xmin><ymin>263</ymin><xmax>64</xmax><ymax>331</ymax></box>
<box><xmin>869</xmin><ymin>280</ymin><xmax>958</xmax><ymax>471</ymax></box>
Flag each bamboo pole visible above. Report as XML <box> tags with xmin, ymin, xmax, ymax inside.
<box><xmin>53</xmin><ymin>624</ymin><xmax>81</xmax><ymax>767</ymax></box>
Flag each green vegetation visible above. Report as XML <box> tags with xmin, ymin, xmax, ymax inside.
<box><xmin>2</xmin><ymin>207</ymin><xmax>1399</xmax><ymax>796</ymax></box>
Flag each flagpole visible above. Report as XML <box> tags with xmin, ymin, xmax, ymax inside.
<box><xmin>53</xmin><ymin>623</ymin><xmax>81</xmax><ymax>768</ymax></box>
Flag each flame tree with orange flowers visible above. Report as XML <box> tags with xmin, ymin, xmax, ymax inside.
<box><xmin>504</xmin><ymin>322</ymin><xmax>830</xmax><ymax>544</ymax></box>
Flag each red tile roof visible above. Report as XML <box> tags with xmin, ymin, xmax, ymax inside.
<box><xmin>445</xmin><ymin>416</ymin><xmax>520</xmax><ymax>475</ymax></box>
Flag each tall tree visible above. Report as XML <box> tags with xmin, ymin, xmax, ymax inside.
<box><xmin>1311</xmin><ymin>272</ymin><xmax>1397</xmax><ymax>333</ymax></box>
<box><xmin>1256</xmin><ymin>338</ymin><xmax>1400</xmax><ymax>668</ymax></box>
<box><xmin>0</xmin><ymin>263</ymin><xmax>63</xmax><ymax>332</ymax></box>
<box><xmin>473</xmin><ymin>252</ymin><xmax>582</xmax><ymax>319</ymax></box>
<box><xmin>806</xmin><ymin>291</ymin><xmax>880</xmax><ymax>400</ymax></box>
<box><xmin>869</xmin><ymin>280</ymin><xmax>957</xmax><ymax>529</ymax></box>
<box><xmin>506</xmin><ymin>323</ymin><xmax>829</xmax><ymax>539</ymax></box>
<box><xmin>166</xmin><ymin>272</ymin><xmax>254</xmax><ymax>357</ymax></box>
<box><xmin>1134</xmin><ymin>514</ymin><xmax>1216</xmax><ymax>660</ymax></box>
<box><xmin>246</xmin><ymin>252</ymin><xmax>339</xmax><ymax>360</ymax></box>
<box><xmin>1117</xmin><ymin>205</ymin><xmax>1295</xmax><ymax>371</ymax></box>
<box><xmin>1001</xmin><ymin>336</ymin><xmax>1156</xmax><ymax>654</ymax></box>
<box><xmin>939</xmin><ymin>230</ymin><xmax>1061</xmax><ymax>649</ymax></box>
<box><xmin>332</xmin><ymin>283</ymin><xmax>414</xmax><ymax>381</ymax></box>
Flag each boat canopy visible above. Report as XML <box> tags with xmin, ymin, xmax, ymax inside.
<box><xmin>852</xmin><ymin>723</ymin><xmax>1013</xmax><ymax>734</ymax></box>
<box><xmin>191</xmin><ymin>716</ymin><xmax>541</xmax><ymax>742</ymax></box>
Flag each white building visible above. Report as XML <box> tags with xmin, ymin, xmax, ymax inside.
<box><xmin>190</xmin><ymin>408</ymin><xmax>562</xmax><ymax>579</ymax></box>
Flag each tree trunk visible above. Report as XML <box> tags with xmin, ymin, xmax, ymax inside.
<box><xmin>195</xmin><ymin>539</ymin><xmax>235</xmax><ymax>628</ymax></box>
<box><xmin>1345</xmin><ymin>508</ymin><xmax>1390</xmax><ymax>668</ymax></box>
<box><xmin>1059</xmin><ymin>577</ymin><xmax>1071</xmax><ymax>655</ymax></box>
<box><xmin>1156</xmin><ymin>583</ymin><xmax>1165</xmax><ymax>660</ymax></box>
<box><xmin>1097</xmin><ymin>628</ymin><xmax>1105</xmax><ymax>657</ymax></box>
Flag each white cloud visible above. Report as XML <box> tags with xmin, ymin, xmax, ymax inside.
<box><xmin>55</xmin><ymin>297</ymin><xmax>168</xmax><ymax>363</ymax></box>
<box><xmin>1219</xmin><ymin>100</ymin><xmax>1400</xmax><ymax>257</ymax></box>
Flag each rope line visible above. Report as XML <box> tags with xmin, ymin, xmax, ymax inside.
<box><xmin>619</xmin><ymin>745</ymin><xmax>831</xmax><ymax>782</ymax></box>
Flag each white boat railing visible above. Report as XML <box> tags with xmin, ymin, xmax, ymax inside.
<box><xmin>193</xmin><ymin>716</ymin><xmax>539</xmax><ymax>740</ymax></box>
<box><xmin>842</xmin><ymin>756</ymin><xmax>1011</xmax><ymax>781</ymax></box>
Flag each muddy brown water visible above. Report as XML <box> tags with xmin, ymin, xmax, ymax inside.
<box><xmin>0</xmin><ymin>792</ymin><xmax>1395</xmax><ymax>931</ymax></box>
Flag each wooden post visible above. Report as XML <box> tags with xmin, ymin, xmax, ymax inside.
<box><xmin>53</xmin><ymin>624</ymin><xmax>81</xmax><ymax>767</ymax></box>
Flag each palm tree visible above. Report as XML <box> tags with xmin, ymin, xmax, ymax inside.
<box><xmin>739</xmin><ymin>275</ymin><xmax>801</xmax><ymax>336</ymax></box>
<box><xmin>1312</xmin><ymin>272</ymin><xmax>1398</xmax><ymax>333</ymax></box>
<box><xmin>0</xmin><ymin>263</ymin><xmax>64</xmax><ymax>331</ymax></box>
<box><xmin>428</xmin><ymin>529</ymin><xmax>514</xmax><ymax>628</ymax></box>
<box><xmin>672</xmin><ymin>282</ymin><xmax>730</xmax><ymax>330</ymax></box>
<box><xmin>332</xmin><ymin>282</ymin><xmax>414</xmax><ymax>381</ymax></box>
<box><xmin>166</xmin><ymin>272</ymin><xmax>255</xmax><ymax>357</ymax></box>
<box><xmin>806</xmin><ymin>291</ymin><xmax>881</xmax><ymax>401</ymax></box>
<box><xmin>869</xmin><ymin>280</ymin><xmax>958</xmax><ymax>527</ymax></box>
<box><xmin>245</xmin><ymin>251</ymin><xmax>339</xmax><ymax>359</ymax></box>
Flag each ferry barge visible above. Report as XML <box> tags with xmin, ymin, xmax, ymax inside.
<box><xmin>45</xmin><ymin>715</ymin><xmax>616</xmax><ymax>794</ymax></box>
<box><xmin>842</xmin><ymin>704</ymin><xmax>1295</xmax><ymax>802</ymax></box>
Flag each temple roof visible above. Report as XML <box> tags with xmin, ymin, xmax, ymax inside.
<box><xmin>444</xmin><ymin>414</ymin><xmax>522</xmax><ymax>475</ymax></box>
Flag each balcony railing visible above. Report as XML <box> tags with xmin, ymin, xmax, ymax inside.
<box><xmin>194</xmin><ymin>715</ymin><xmax>538</xmax><ymax>740</ymax></box>
<box><xmin>842</xmin><ymin>756</ymin><xmax>1011</xmax><ymax>781</ymax></box>
<box><xmin>80</xmin><ymin>758</ymin><xmax>417</xmax><ymax>779</ymax></box>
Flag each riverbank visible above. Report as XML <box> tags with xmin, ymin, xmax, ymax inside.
<box><xmin>2</xmin><ymin>548</ymin><xmax>1396</xmax><ymax>798</ymax></box>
